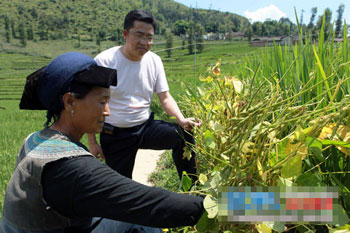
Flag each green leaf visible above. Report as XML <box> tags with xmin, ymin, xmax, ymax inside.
<box><xmin>221</xmin><ymin>136</ymin><xmax>227</xmax><ymax>144</ymax></box>
<box><xmin>232</xmin><ymin>78</ymin><xmax>243</xmax><ymax>93</ymax></box>
<box><xmin>294</xmin><ymin>125</ymin><xmax>306</xmax><ymax>142</ymax></box>
<box><xmin>313</xmin><ymin>45</ymin><xmax>332</xmax><ymax>101</ymax></box>
<box><xmin>342</xmin><ymin>192</ymin><xmax>350</xmax><ymax>215</ymax></box>
<box><xmin>278</xmin><ymin>176</ymin><xmax>293</xmax><ymax>187</ymax></box>
<box><xmin>198</xmin><ymin>173</ymin><xmax>208</xmax><ymax>185</ymax></box>
<box><xmin>256</xmin><ymin>224</ymin><xmax>272</xmax><ymax>233</ymax></box>
<box><xmin>210</xmin><ymin>171</ymin><xmax>222</xmax><ymax>189</ymax></box>
<box><xmin>306</xmin><ymin>136</ymin><xmax>325</xmax><ymax>162</ymax></box>
<box><xmin>271</xmin><ymin>139</ymin><xmax>288</xmax><ymax>166</ymax></box>
<box><xmin>210</xmin><ymin>121</ymin><xmax>223</xmax><ymax>131</ymax></box>
<box><xmin>296</xmin><ymin>173</ymin><xmax>324</xmax><ymax>186</ymax></box>
<box><xmin>281</xmin><ymin>153</ymin><xmax>302</xmax><ymax>178</ymax></box>
<box><xmin>329</xmin><ymin>224</ymin><xmax>350</xmax><ymax>233</ymax></box>
<box><xmin>203</xmin><ymin>195</ymin><xmax>218</xmax><ymax>218</ymax></box>
<box><xmin>320</xmin><ymin>139</ymin><xmax>350</xmax><ymax>148</ymax></box>
<box><xmin>195</xmin><ymin>211</ymin><xmax>218</xmax><ymax>232</ymax></box>
<box><xmin>212</xmin><ymin>164</ymin><xmax>219</xmax><ymax>173</ymax></box>
<box><xmin>330</xmin><ymin>204</ymin><xmax>350</xmax><ymax>226</ymax></box>
<box><xmin>264</xmin><ymin>222</ymin><xmax>285</xmax><ymax>232</ymax></box>
<box><xmin>204</xmin><ymin>130</ymin><xmax>216</xmax><ymax>149</ymax></box>
<box><xmin>295</xmin><ymin>225</ymin><xmax>310</xmax><ymax>233</ymax></box>
<box><xmin>271</xmin><ymin>222</ymin><xmax>285</xmax><ymax>232</ymax></box>
<box><xmin>181</xmin><ymin>171</ymin><xmax>192</xmax><ymax>192</ymax></box>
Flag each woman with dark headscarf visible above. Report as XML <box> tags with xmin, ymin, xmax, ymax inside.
<box><xmin>0</xmin><ymin>52</ymin><xmax>204</xmax><ymax>233</ymax></box>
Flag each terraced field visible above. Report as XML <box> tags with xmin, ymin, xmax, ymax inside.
<box><xmin>0</xmin><ymin>40</ymin><xmax>257</xmax><ymax>101</ymax></box>
<box><xmin>0</xmin><ymin>53</ymin><xmax>50</xmax><ymax>101</ymax></box>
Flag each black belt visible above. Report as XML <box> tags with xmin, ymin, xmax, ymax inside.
<box><xmin>102</xmin><ymin>113</ymin><xmax>154</xmax><ymax>135</ymax></box>
<box><xmin>102</xmin><ymin>122</ymin><xmax>143</xmax><ymax>135</ymax></box>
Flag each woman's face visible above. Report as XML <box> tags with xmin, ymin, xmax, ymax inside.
<box><xmin>72</xmin><ymin>87</ymin><xmax>110</xmax><ymax>135</ymax></box>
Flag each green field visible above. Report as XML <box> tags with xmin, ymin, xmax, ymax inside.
<box><xmin>0</xmin><ymin>39</ymin><xmax>259</xmax><ymax>216</ymax></box>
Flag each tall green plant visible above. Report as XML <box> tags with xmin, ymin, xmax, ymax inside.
<box><xmin>233</xmin><ymin>15</ymin><xmax>350</xmax><ymax>110</ymax></box>
<box><xmin>181</xmin><ymin>60</ymin><xmax>350</xmax><ymax>232</ymax></box>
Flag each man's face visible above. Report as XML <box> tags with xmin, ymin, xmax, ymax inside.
<box><xmin>123</xmin><ymin>20</ymin><xmax>154</xmax><ymax>61</ymax></box>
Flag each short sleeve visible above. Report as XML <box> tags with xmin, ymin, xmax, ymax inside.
<box><xmin>154</xmin><ymin>57</ymin><xmax>169</xmax><ymax>93</ymax></box>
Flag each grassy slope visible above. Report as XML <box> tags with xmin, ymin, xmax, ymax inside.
<box><xmin>0</xmin><ymin>38</ymin><xmax>260</xmax><ymax>215</ymax></box>
<box><xmin>0</xmin><ymin>0</ymin><xmax>248</xmax><ymax>42</ymax></box>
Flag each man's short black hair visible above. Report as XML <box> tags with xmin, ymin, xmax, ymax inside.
<box><xmin>124</xmin><ymin>10</ymin><xmax>157</xmax><ymax>32</ymax></box>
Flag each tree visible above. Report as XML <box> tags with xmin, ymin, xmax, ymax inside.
<box><xmin>195</xmin><ymin>24</ymin><xmax>204</xmax><ymax>53</ymax></box>
<box><xmin>172</xmin><ymin>20</ymin><xmax>189</xmax><ymax>36</ymax></box>
<box><xmin>317</xmin><ymin>8</ymin><xmax>332</xmax><ymax>39</ymax></box>
<box><xmin>252</xmin><ymin>22</ymin><xmax>262</xmax><ymax>36</ymax></box>
<box><xmin>308</xmin><ymin>7</ymin><xmax>317</xmax><ymax>29</ymax></box>
<box><xmin>165</xmin><ymin>32</ymin><xmax>174</xmax><ymax>58</ymax></box>
<box><xmin>17</xmin><ymin>5</ymin><xmax>25</xmax><ymax>15</ymax></box>
<box><xmin>38</xmin><ymin>15</ymin><xmax>49</xmax><ymax>40</ymax></box>
<box><xmin>75</xmin><ymin>29</ymin><xmax>81</xmax><ymax>48</ymax></box>
<box><xmin>11</xmin><ymin>20</ymin><xmax>16</xmax><ymax>38</ymax></box>
<box><xmin>300</xmin><ymin>9</ymin><xmax>305</xmax><ymax>26</ymax></box>
<box><xmin>261</xmin><ymin>23</ymin><xmax>267</xmax><ymax>36</ymax></box>
<box><xmin>27</xmin><ymin>23</ymin><xmax>34</xmax><ymax>40</ymax></box>
<box><xmin>30</xmin><ymin>6</ymin><xmax>38</xmax><ymax>18</ymax></box>
<box><xmin>18</xmin><ymin>21</ymin><xmax>27</xmax><ymax>47</ymax></box>
<box><xmin>96</xmin><ymin>34</ymin><xmax>101</xmax><ymax>46</ymax></box>
<box><xmin>97</xmin><ymin>29</ymin><xmax>106</xmax><ymax>42</ymax></box>
<box><xmin>335</xmin><ymin>4</ymin><xmax>345</xmax><ymax>37</ymax></box>
<box><xmin>279</xmin><ymin>17</ymin><xmax>293</xmax><ymax>35</ymax></box>
<box><xmin>187</xmin><ymin>26</ymin><xmax>194</xmax><ymax>54</ymax></box>
<box><xmin>244</xmin><ymin>25</ymin><xmax>253</xmax><ymax>41</ymax></box>
<box><xmin>115</xmin><ymin>28</ymin><xmax>122</xmax><ymax>45</ymax></box>
<box><xmin>4</xmin><ymin>15</ymin><xmax>11</xmax><ymax>42</ymax></box>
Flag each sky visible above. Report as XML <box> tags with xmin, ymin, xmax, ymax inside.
<box><xmin>174</xmin><ymin>0</ymin><xmax>350</xmax><ymax>25</ymax></box>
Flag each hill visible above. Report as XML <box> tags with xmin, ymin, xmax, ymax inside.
<box><xmin>0</xmin><ymin>0</ymin><xmax>248</xmax><ymax>43</ymax></box>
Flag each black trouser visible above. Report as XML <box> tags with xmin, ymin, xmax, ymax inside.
<box><xmin>92</xmin><ymin>218</ymin><xmax>163</xmax><ymax>233</ymax></box>
<box><xmin>100</xmin><ymin>113</ymin><xmax>197</xmax><ymax>180</ymax></box>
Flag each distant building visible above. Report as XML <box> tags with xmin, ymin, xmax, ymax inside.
<box><xmin>218</xmin><ymin>33</ymin><xmax>224</xmax><ymax>40</ymax></box>
<box><xmin>232</xmin><ymin>32</ymin><xmax>245</xmax><ymax>39</ymax></box>
<box><xmin>202</xmin><ymin>32</ymin><xmax>245</xmax><ymax>41</ymax></box>
<box><xmin>251</xmin><ymin>37</ymin><xmax>281</xmax><ymax>47</ymax></box>
<box><xmin>251</xmin><ymin>36</ymin><xmax>299</xmax><ymax>47</ymax></box>
<box><xmin>224</xmin><ymin>32</ymin><xmax>244</xmax><ymax>40</ymax></box>
<box><xmin>281</xmin><ymin>36</ymin><xmax>299</xmax><ymax>46</ymax></box>
<box><xmin>204</xmin><ymin>33</ymin><xmax>216</xmax><ymax>41</ymax></box>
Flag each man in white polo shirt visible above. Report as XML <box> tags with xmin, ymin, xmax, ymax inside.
<box><xmin>87</xmin><ymin>10</ymin><xmax>200</xmax><ymax>181</ymax></box>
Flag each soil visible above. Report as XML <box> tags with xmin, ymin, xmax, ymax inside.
<box><xmin>132</xmin><ymin>149</ymin><xmax>165</xmax><ymax>186</ymax></box>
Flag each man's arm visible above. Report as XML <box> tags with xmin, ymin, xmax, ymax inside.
<box><xmin>157</xmin><ymin>91</ymin><xmax>200</xmax><ymax>130</ymax></box>
<box><xmin>87</xmin><ymin>133</ymin><xmax>104</xmax><ymax>160</ymax></box>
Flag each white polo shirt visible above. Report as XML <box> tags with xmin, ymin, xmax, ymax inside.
<box><xmin>94</xmin><ymin>46</ymin><xmax>169</xmax><ymax>128</ymax></box>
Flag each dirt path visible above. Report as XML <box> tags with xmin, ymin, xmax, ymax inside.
<box><xmin>132</xmin><ymin>149</ymin><xmax>165</xmax><ymax>186</ymax></box>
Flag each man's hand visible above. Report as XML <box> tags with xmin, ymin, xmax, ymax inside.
<box><xmin>178</xmin><ymin>117</ymin><xmax>201</xmax><ymax>131</ymax></box>
<box><xmin>157</xmin><ymin>91</ymin><xmax>201</xmax><ymax>131</ymax></box>
<box><xmin>87</xmin><ymin>133</ymin><xmax>105</xmax><ymax>160</ymax></box>
<box><xmin>89</xmin><ymin>143</ymin><xmax>105</xmax><ymax>160</ymax></box>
